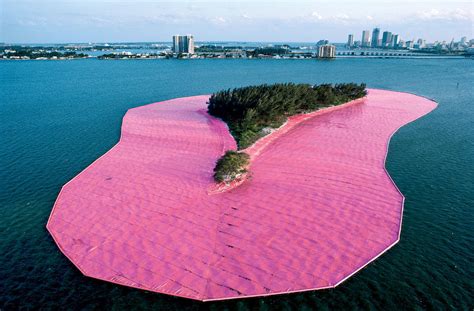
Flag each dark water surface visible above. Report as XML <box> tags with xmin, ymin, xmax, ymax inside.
<box><xmin>1</xmin><ymin>59</ymin><xmax>473</xmax><ymax>310</ymax></box>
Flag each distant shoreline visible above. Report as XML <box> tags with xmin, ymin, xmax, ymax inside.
<box><xmin>1</xmin><ymin>55</ymin><xmax>469</xmax><ymax>61</ymax></box>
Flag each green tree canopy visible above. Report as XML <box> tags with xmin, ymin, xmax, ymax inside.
<box><xmin>208</xmin><ymin>83</ymin><xmax>367</xmax><ymax>149</ymax></box>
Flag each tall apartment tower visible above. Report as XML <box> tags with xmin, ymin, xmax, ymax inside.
<box><xmin>382</xmin><ymin>31</ymin><xmax>392</xmax><ymax>48</ymax></box>
<box><xmin>187</xmin><ymin>36</ymin><xmax>195</xmax><ymax>54</ymax></box>
<box><xmin>417</xmin><ymin>38</ymin><xmax>426</xmax><ymax>48</ymax></box>
<box><xmin>318</xmin><ymin>44</ymin><xmax>336</xmax><ymax>58</ymax></box>
<box><xmin>371</xmin><ymin>28</ymin><xmax>380</xmax><ymax>48</ymax></box>
<box><xmin>347</xmin><ymin>34</ymin><xmax>354</xmax><ymax>48</ymax></box>
<box><xmin>361</xmin><ymin>30</ymin><xmax>371</xmax><ymax>47</ymax></box>
<box><xmin>172</xmin><ymin>35</ymin><xmax>195</xmax><ymax>54</ymax></box>
<box><xmin>391</xmin><ymin>34</ymin><xmax>399</xmax><ymax>48</ymax></box>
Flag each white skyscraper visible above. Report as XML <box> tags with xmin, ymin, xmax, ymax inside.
<box><xmin>361</xmin><ymin>30</ymin><xmax>371</xmax><ymax>47</ymax></box>
<box><xmin>172</xmin><ymin>35</ymin><xmax>195</xmax><ymax>54</ymax></box>
<box><xmin>417</xmin><ymin>38</ymin><xmax>426</xmax><ymax>48</ymax></box>
<box><xmin>347</xmin><ymin>34</ymin><xmax>354</xmax><ymax>48</ymax></box>
<box><xmin>391</xmin><ymin>34</ymin><xmax>399</xmax><ymax>48</ymax></box>
<box><xmin>318</xmin><ymin>44</ymin><xmax>336</xmax><ymax>58</ymax></box>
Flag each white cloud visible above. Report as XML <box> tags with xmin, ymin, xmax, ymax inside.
<box><xmin>334</xmin><ymin>13</ymin><xmax>350</xmax><ymax>21</ymax></box>
<box><xmin>417</xmin><ymin>8</ymin><xmax>472</xmax><ymax>21</ymax></box>
<box><xmin>4</xmin><ymin>0</ymin><xmax>473</xmax><ymax>43</ymax></box>
<box><xmin>210</xmin><ymin>16</ymin><xmax>227</xmax><ymax>25</ymax></box>
<box><xmin>17</xmin><ymin>17</ymin><xmax>50</xmax><ymax>27</ymax></box>
<box><xmin>311</xmin><ymin>11</ymin><xmax>323</xmax><ymax>20</ymax></box>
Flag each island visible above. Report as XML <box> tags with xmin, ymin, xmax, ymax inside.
<box><xmin>47</xmin><ymin>87</ymin><xmax>437</xmax><ymax>301</ymax></box>
<box><xmin>1</xmin><ymin>46</ymin><xmax>89</xmax><ymax>60</ymax></box>
<box><xmin>97</xmin><ymin>52</ymin><xmax>170</xmax><ymax>60</ymax></box>
<box><xmin>208</xmin><ymin>83</ymin><xmax>367</xmax><ymax>183</ymax></box>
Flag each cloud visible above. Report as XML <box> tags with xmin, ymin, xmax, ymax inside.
<box><xmin>210</xmin><ymin>16</ymin><xmax>227</xmax><ymax>25</ymax></box>
<box><xmin>417</xmin><ymin>8</ymin><xmax>472</xmax><ymax>21</ymax></box>
<box><xmin>17</xmin><ymin>17</ymin><xmax>53</xmax><ymax>27</ymax></box>
<box><xmin>4</xmin><ymin>0</ymin><xmax>472</xmax><ymax>43</ymax></box>
<box><xmin>334</xmin><ymin>13</ymin><xmax>350</xmax><ymax>21</ymax></box>
<box><xmin>311</xmin><ymin>11</ymin><xmax>323</xmax><ymax>20</ymax></box>
<box><xmin>17</xmin><ymin>19</ymin><xmax>37</xmax><ymax>26</ymax></box>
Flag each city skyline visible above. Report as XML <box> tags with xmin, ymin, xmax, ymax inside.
<box><xmin>344</xmin><ymin>26</ymin><xmax>471</xmax><ymax>51</ymax></box>
<box><xmin>2</xmin><ymin>0</ymin><xmax>473</xmax><ymax>43</ymax></box>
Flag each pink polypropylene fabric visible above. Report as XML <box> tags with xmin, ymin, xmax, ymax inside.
<box><xmin>47</xmin><ymin>89</ymin><xmax>437</xmax><ymax>301</ymax></box>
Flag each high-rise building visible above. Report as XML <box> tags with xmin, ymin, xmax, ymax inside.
<box><xmin>417</xmin><ymin>38</ymin><xmax>426</xmax><ymax>48</ymax></box>
<box><xmin>188</xmin><ymin>36</ymin><xmax>195</xmax><ymax>54</ymax></box>
<box><xmin>347</xmin><ymin>34</ymin><xmax>354</xmax><ymax>48</ymax></box>
<box><xmin>172</xmin><ymin>35</ymin><xmax>195</xmax><ymax>54</ymax></box>
<box><xmin>172</xmin><ymin>35</ymin><xmax>179</xmax><ymax>52</ymax></box>
<box><xmin>381</xmin><ymin>31</ymin><xmax>392</xmax><ymax>48</ymax></box>
<box><xmin>318</xmin><ymin>44</ymin><xmax>336</xmax><ymax>58</ymax></box>
<box><xmin>361</xmin><ymin>30</ymin><xmax>371</xmax><ymax>47</ymax></box>
<box><xmin>391</xmin><ymin>34</ymin><xmax>399</xmax><ymax>48</ymax></box>
<box><xmin>371</xmin><ymin>28</ymin><xmax>380</xmax><ymax>48</ymax></box>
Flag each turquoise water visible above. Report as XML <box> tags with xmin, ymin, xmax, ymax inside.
<box><xmin>1</xmin><ymin>58</ymin><xmax>473</xmax><ymax>310</ymax></box>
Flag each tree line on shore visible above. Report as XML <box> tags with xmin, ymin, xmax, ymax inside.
<box><xmin>208</xmin><ymin>82</ymin><xmax>367</xmax><ymax>149</ymax></box>
<box><xmin>2</xmin><ymin>49</ymin><xmax>88</xmax><ymax>59</ymax></box>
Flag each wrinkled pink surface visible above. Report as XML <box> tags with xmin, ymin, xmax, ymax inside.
<box><xmin>47</xmin><ymin>89</ymin><xmax>437</xmax><ymax>301</ymax></box>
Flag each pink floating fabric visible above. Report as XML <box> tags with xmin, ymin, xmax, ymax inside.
<box><xmin>47</xmin><ymin>89</ymin><xmax>437</xmax><ymax>301</ymax></box>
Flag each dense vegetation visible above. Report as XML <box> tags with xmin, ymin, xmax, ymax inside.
<box><xmin>208</xmin><ymin>83</ymin><xmax>367</xmax><ymax>149</ymax></box>
<box><xmin>249</xmin><ymin>47</ymin><xmax>290</xmax><ymax>56</ymax></box>
<box><xmin>213</xmin><ymin>151</ymin><xmax>250</xmax><ymax>183</ymax></box>
<box><xmin>196</xmin><ymin>45</ymin><xmax>244</xmax><ymax>53</ymax></box>
<box><xmin>1</xmin><ymin>47</ymin><xmax>88</xmax><ymax>59</ymax></box>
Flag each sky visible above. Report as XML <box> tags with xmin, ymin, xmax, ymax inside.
<box><xmin>1</xmin><ymin>0</ymin><xmax>473</xmax><ymax>43</ymax></box>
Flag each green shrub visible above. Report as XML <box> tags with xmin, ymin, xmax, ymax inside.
<box><xmin>213</xmin><ymin>151</ymin><xmax>250</xmax><ymax>183</ymax></box>
<box><xmin>208</xmin><ymin>83</ymin><xmax>366</xmax><ymax>149</ymax></box>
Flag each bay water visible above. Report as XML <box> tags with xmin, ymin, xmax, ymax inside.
<box><xmin>1</xmin><ymin>58</ymin><xmax>473</xmax><ymax>309</ymax></box>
